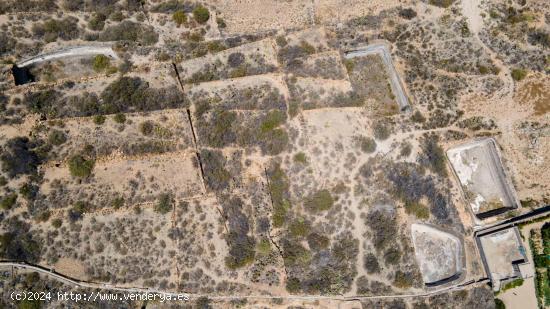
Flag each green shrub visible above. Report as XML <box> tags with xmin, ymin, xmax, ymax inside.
<box><xmin>19</xmin><ymin>183</ymin><xmax>38</xmax><ymax>201</ymax></box>
<box><xmin>99</xmin><ymin>21</ymin><xmax>158</xmax><ymax>45</ymax></box>
<box><xmin>494</xmin><ymin>298</ymin><xmax>505</xmax><ymax>309</ymax></box>
<box><xmin>306</xmin><ymin>233</ymin><xmax>329</xmax><ymax>250</ymax></box>
<box><xmin>511</xmin><ymin>68</ymin><xmax>527</xmax><ymax>81</ymax></box>
<box><xmin>193</xmin><ymin>5</ymin><xmax>210</xmax><ymax>24</ymax></box>
<box><xmin>384</xmin><ymin>247</ymin><xmax>401</xmax><ymax>265</ymax></box>
<box><xmin>399</xmin><ymin>142</ymin><xmax>412</xmax><ymax>157</ymax></box>
<box><xmin>393</xmin><ymin>270</ymin><xmax>414</xmax><ymax>288</ymax></box>
<box><xmin>68</xmin><ymin>155</ymin><xmax>94</xmax><ymax>178</ymax></box>
<box><xmin>404</xmin><ymin>201</ymin><xmax>430</xmax><ymax>219</ymax></box>
<box><xmin>139</xmin><ymin>121</ymin><xmax>155</xmax><ymax>135</ymax></box>
<box><xmin>293</xmin><ymin>152</ymin><xmax>307</xmax><ymax>164</ymax></box>
<box><xmin>0</xmin><ymin>193</ymin><xmax>17</xmax><ymax>210</ymax></box>
<box><xmin>51</xmin><ymin>218</ymin><xmax>62</xmax><ymax>228</ymax></box>
<box><xmin>344</xmin><ymin>59</ymin><xmax>355</xmax><ymax>73</ymax></box>
<box><xmin>358</xmin><ymin>136</ymin><xmax>376</xmax><ymax>153</ymax></box>
<box><xmin>200</xmin><ymin>149</ymin><xmax>231</xmax><ymax>191</ymax></box>
<box><xmin>111</xmin><ymin>196</ymin><xmax>124</xmax><ymax>209</ymax></box>
<box><xmin>1</xmin><ymin>137</ymin><xmax>41</xmax><ymax>178</ymax></box>
<box><xmin>268</xmin><ymin>164</ymin><xmax>291</xmax><ymax>227</ymax></box>
<box><xmin>256</xmin><ymin>238</ymin><xmax>271</xmax><ymax>256</ymax></box>
<box><xmin>48</xmin><ymin>129</ymin><xmax>67</xmax><ymax>146</ymax></box>
<box><xmin>286</xmin><ymin>277</ymin><xmax>301</xmax><ymax>293</ymax></box>
<box><xmin>225</xmin><ymin>232</ymin><xmax>256</xmax><ymax>269</ymax></box>
<box><xmin>88</xmin><ymin>13</ymin><xmax>106</xmax><ymax>31</ymax></box>
<box><xmin>500</xmin><ymin>278</ymin><xmax>524</xmax><ymax>293</ymax></box>
<box><xmin>92</xmin><ymin>54</ymin><xmax>111</xmax><ymax>72</ymax></box>
<box><xmin>419</xmin><ymin>134</ymin><xmax>447</xmax><ymax>176</ymax></box>
<box><xmin>216</xmin><ymin>17</ymin><xmax>226</xmax><ymax>28</ymax></box>
<box><xmin>32</xmin><ymin>17</ymin><xmax>79</xmax><ymax>42</ymax></box>
<box><xmin>373</xmin><ymin>122</ymin><xmax>390</xmax><ymax>140</ymax></box>
<box><xmin>411</xmin><ymin>110</ymin><xmax>426</xmax><ymax>123</ymax></box>
<box><xmin>172</xmin><ymin>10</ymin><xmax>187</xmax><ymax>25</ymax></box>
<box><xmin>113</xmin><ymin>113</ymin><xmax>126</xmax><ymax>124</ymax></box>
<box><xmin>304</xmin><ymin>189</ymin><xmax>334</xmax><ymax>212</ymax></box>
<box><xmin>93</xmin><ymin>114</ymin><xmax>106</xmax><ymax>125</ymax></box>
<box><xmin>289</xmin><ymin>218</ymin><xmax>310</xmax><ymax>238</ymax></box>
<box><xmin>155</xmin><ymin>192</ymin><xmax>173</xmax><ymax>214</ymax></box>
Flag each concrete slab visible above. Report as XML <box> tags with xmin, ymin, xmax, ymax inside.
<box><xmin>478</xmin><ymin>227</ymin><xmax>526</xmax><ymax>285</ymax></box>
<box><xmin>411</xmin><ymin>224</ymin><xmax>463</xmax><ymax>285</ymax></box>
<box><xmin>447</xmin><ymin>138</ymin><xmax>519</xmax><ymax>218</ymax></box>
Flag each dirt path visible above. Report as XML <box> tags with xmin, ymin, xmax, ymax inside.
<box><xmin>0</xmin><ymin>261</ymin><xmax>489</xmax><ymax>301</ymax></box>
<box><xmin>17</xmin><ymin>46</ymin><xmax>118</xmax><ymax>68</ymax></box>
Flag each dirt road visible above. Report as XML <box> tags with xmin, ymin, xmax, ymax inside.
<box><xmin>17</xmin><ymin>46</ymin><xmax>118</xmax><ymax>68</ymax></box>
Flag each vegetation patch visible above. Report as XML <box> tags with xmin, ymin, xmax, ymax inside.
<box><xmin>68</xmin><ymin>155</ymin><xmax>95</xmax><ymax>178</ymax></box>
<box><xmin>304</xmin><ymin>189</ymin><xmax>334</xmax><ymax>213</ymax></box>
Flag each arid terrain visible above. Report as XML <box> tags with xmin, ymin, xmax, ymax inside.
<box><xmin>0</xmin><ymin>0</ymin><xmax>548</xmax><ymax>308</ymax></box>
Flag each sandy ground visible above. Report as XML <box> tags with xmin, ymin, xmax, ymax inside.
<box><xmin>213</xmin><ymin>0</ymin><xmax>409</xmax><ymax>34</ymax></box>
<box><xmin>498</xmin><ymin>276</ymin><xmax>538</xmax><ymax>309</ymax></box>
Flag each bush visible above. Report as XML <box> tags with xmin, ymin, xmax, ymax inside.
<box><xmin>23</xmin><ymin>89</ymin><xmax>61</xmax><ymax>117</ymax></box>
<box><xmin>404</xmin><ymin>201</ymin><xmax>430</xmax><ymax>219</ymax></box>
<box><xmin>92</xmin><ymin>54</ymin><xmax>111</xmax><ymax>72</ymax></box>
<box><xmin>19</xmin><ymin>183</ymin><xmax>38</xmax><ymax>201</ymax></box>
<box><xmin>366</xmin><ymin>210</ymin><xmax>397</xmax><ymax>250</ymax></box>
<box><xmin>228</xmin><ymin>52</ymin><xmax>245</xmax><ymax>68</ymax></box>
<box><xmin>293</xmin><ymin>152</ymin><xmax>307</xmax><ymax>164</ymax></box>
<box><xmin>99</xmin><ymin>21</ymin><xmax>158</xmax><ymax>45</ymax></box>
<box><xmin>68</xmin><ymin>155</ymin><xmax>94</xmax><ymax>178</ymax></box>
<box><xmin>216</xmin><ymin>17</ymin><xmax>227</xmax><ymax>29</ymax></box>
<box><xmin>51</xmin><ymin>218</ymin><xmax>62</xmax><ymax>228</ymax></box>
<box><xmin>494</xmin><ymin>299</ymin><xmax>505</xmax><ymax>309</ymax></box>
<box><xmin>511</xmin><ymin>68</ymin><xmax>527</xmax><ymax>81</ymax></box>
<box><xmin>399</xmin><ymin>8</ymin><xmax>417</xmax><ymax>19</ymax></box>
<box><xmin>267</xmin><ymin>163</ymin><xmax>291</xmax><ymax>227</ymax></box>
<box><xmin>201</xmin><ymin>149</ymin><xmax>231</xmax><ymax>191</ymax></box>
<box><xmin>193</xmin><ymin>5</ymin><xmax>210</xmax><ymax>24</ymax></box>
<box><xmin>100</xmin><ymin>77</ymin><xmax>183</xmax><ymax>114</ymax></box>
<box><xmin>373</xmin><ymin>122</ymin><xmax>390</xmax><ymax>140</ymax></box>
<box><xmin>358</xmin><ymin>136</ymin><xmax>376</xmax><ymax>153</ymax></box>
<box><xmin>419</xmin><ymin>134</ymin><xmax>447</xmax><ymax>176</ymax></box>
<box><xmin>307</xmin><ymin>232</ymin><xmax>329</xmax><ymax>251</ymax></box>
<box><xmin>411</xmin><ymin>110</ymin><xmax>426</xmax><ymax>123</ymax></box>
<box><xmin>364</xmin><ymin>253</ymin><xmax>380</xmax><ymax>273</ymax></box>
<box><xmin>93</xmin><ymin>114</ymin><xmax>106</xmax><ymax>125</ymax></box>
<box><xmin>225</xmin><ymin>232</ymin><xmax>256</xmax><ymax>269</ymax></box>
<box><xmin>286</xmin><ymin>277</ymin><xmax>301</xmax><ymax>293</ymax></box>
<box><xmin>500</xmin><ymin>278</ymin><xmax>524</xmax><ymax>292</ymax></box>
<box><xmin>1</xmin><ymin>137</ymin><xmax>41</xmax><ymax>178</ymax></box>
<box><xmin>384</xmin><ymin>247</ymin><xmax>401</xmax><ymax>265</ymax></box>
<box><xmin>88</xmin><ymin>13</ymin><xmax>107</xmax><ymax>31</ymax></box>
<box><xmin>0</xmin><ymin>228</ymin><xmax>41</xmax><ymax>263</ymax></box>
<box><xmin>113</xmin><ymin>113</ymin><xmax>126</xmax><ymax>124</ymax></box>
<box><xmin>172</xmin><ymin>10</ymin><xmax>187</xmax><ymax>25</ymax></box>
<box><xmin>289</xmin><ymin>218</ymin><xmax>310</xmax><ymax>238</ymax></box>
<box><xmin>111</xmin><ymin>196</ymin><xmax>124</xmax><ymax>209</ymax></box>
<box><xmin>139</xmin><ymin>121</ymin><xmax>154</xmax><ymax>135</ymax></box>
<box><xmin>48</xmin><ymin>130</ymin><xmax>67</xmax><ymax>146</ymax></box>
<box><xmin>0</xmin><ymin>193</ymin><xmax>17</xmax><ymax>210</ymax></box>
<box><xmin>393</xmin><ymin>270</ymin><xmax>414</xmax><ymax>288</ymax></box>
<box><xmin>155</xmin><ymin>192</ymin><xmax>173</xmax><ymax>214</ymax></box>
<box><xmin>304</xmin><ymin>189</ymin><xmax>334</xmax><ymax>212</ymax></box>
<box><xmin>32</xmin><ymin>17</ymin><xmax>80</xmax><ymax>42</ymax></box>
